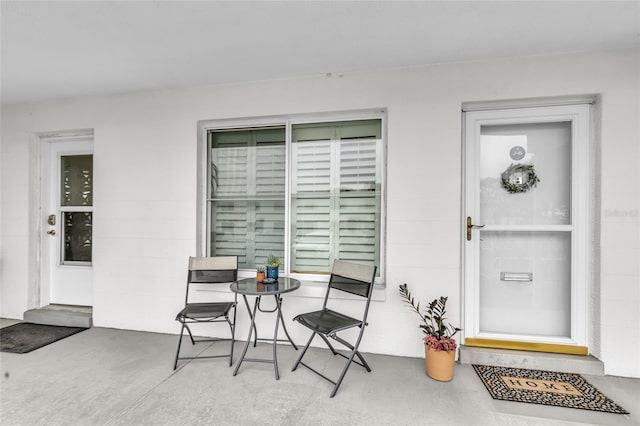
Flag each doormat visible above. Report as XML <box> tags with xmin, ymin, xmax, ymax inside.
<box><xmin>0</xmin><ymin>322</ymin><xmax>87</xmax><ymax>354</ymax></box>
<box><xmin>473</xmin><ymin>365</ymin><xmax>628</xmax><ymax>414</ymax></box>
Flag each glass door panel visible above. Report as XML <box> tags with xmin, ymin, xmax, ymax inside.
<box><xmin>479</xmin><ymin>231</ymin><xmax>571</xmax><ymax>337</ymax></box>
<box><xmin>480</xmin><ymin>122</ymin><xmax>571</xmax><ymax>226</ymax></box>
<box><xmin>61</xmin><ymin>154</ymin><xmax>93</xmax><ymax>206</ymax></box>
<box><xmin>63</xmin><ymin>211</ymin><xmax>93</xmax><ymax>263</ymax></box>
<box><xmin>477</xmin><ymin>119</ymin><xmax>575</xmax><ymax>339</ymax></box>
<box><xmin>60</xmin><ymin>154</ymin><xmax>93</xmax><ymax>265</ymax></box>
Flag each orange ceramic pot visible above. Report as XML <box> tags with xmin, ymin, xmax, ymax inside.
<box><xmin>425</xmin><ymin>345</ymin><xmax>455</xmax><ymax>381</ymax></box>
<box><xmin>256</xmin><ymin>272</ymin><xmax>265</xmax><ymax>283</ymax></box>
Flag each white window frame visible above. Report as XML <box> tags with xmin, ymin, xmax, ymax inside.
<box><xmin>197</xmin><ymin>109</ymin><xmax>387</xmax><ymax>285</ymax></box>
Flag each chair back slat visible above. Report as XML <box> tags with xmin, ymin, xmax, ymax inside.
<box><xmin>189</xmin><ymin>256</ymin><xmax>237</xmax><ymax>272</ymax></box>
<box><xmin>331</xmin><ymin>259</ymin><xmax>375</xmax><ymax>283</ymax></box>
<box><xmin>330</xmin><ymin>275</ymin><xmax>371</xmax><ymax>298</ymax></box>
<box><xmin>187</xmin><ymin>256</ymin><xmax>238</xmax><ymax>285</ymax></box>
<box><xmin>329</xmin><ymin>260</ymin><xmax>376</xmax><ymax>298</ymax></box>
<box><xmin>190</xmin><ymin>269</ymin><xmax>238</xmax><ymax>284</ymax></box>
<box><xmin>185</xmin><ymin>256</ymin><xmax>238</xmax><ymax>305</ymax></box>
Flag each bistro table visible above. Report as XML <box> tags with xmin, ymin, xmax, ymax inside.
<box><xmin>231</xmin><ymin>277</ymin><xmax>300</xmax><ymax>380</ymax></box>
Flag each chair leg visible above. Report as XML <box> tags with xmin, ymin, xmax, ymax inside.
<box><xmin>330</xmin><ymin>349</ymin><xmax>358</xmax><ymax>398</ymax></box>
<box><xmin>292</xmin><ymin>331</ymin><xmax>316</xmax><ymax>371</ymax></box>
<box><xmin>329</xmin><ymin>327</ymin><xmax>369</xmax><ymax>397</ymax></box>
<box><xmin>183</xmin><ymin>323</ymin><xmax>196</xmax><ymax>345</ymax></box>
<box><xmin>333</xmin><ymin>334</ymin><xmax>372</xmax><ymax>372</ymax></box>
<box><xmin>173</xmin><ymin>323</ymin><xmax>187</xmax><ymax>370</ymax></box>
<box><xmin>318</xmin><ymin>333</ymin><xmax>339</xmax><ymax>355</ymax></box>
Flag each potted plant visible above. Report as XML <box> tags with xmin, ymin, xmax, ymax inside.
<box><xmin>399</xmin><ymin>283</ymin><xmax>461</xmax><ymax>381</ymax></box>
<box><xmin>256</xmin><ymin>266</ymin><xmax>265</xmax><ymax>283</ymax></box>
<box><xmin>265</xmin><ymin>254</ymin><xmax>281</xmax><ymax>280</ymax></box>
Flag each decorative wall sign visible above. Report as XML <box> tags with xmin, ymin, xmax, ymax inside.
<box><xmin>509</xmin><ymin>145</ymin><xmax>526</xmax><ymax>160</ymax></box>
<box><xmin>501</xmin><ymin>163</ymin><xmax>540</xmax><ymax>193</ymax></box>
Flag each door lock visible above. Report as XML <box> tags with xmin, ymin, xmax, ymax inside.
<box><xmin>466</xmin><ymin>216</ymin><xmax>485</xmax><ymax>241</ymax></box>
<box><xmin>48</xmin><ymin>214</ymin><xmax>56</xmax><ymax>226</ymax></box>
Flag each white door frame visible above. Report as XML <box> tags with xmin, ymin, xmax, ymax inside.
<box><xmin>462</xmin><ymin>102</ymin><xmax>592</xmax><ymax>349</ymax></box>
<box><xmin>40</xmin><ymin>133</ymin><xmax>94</xmax><ymax>307</ymax></box>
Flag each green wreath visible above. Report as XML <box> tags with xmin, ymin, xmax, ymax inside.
<box><xmin>500</xmin><ymin>163</ymin><xmax>540</xmax><ymax>193</ymax></box>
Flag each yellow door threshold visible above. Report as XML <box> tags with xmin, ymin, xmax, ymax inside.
<box><xmin>464</xmin><ymin>338</ymin><xmax>588</xmax><ymax>355</ymax></box>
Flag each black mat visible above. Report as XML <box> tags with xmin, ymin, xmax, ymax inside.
<box><xmin>0</xmin><ymin>322</ymin><xmax>87</xmax><ymax>354</ymax></box>
<box><xmin>473</xmin><ymin>364</ymin><xmax>628</xmax><ymax>414</ymax></box>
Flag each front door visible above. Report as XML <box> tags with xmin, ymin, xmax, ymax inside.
<box><xmin>463</xmin><ymin>103</ymin><xmax>590</xmax><ymax>354</ymax></box>
<box><xmin>41</xmin><ymin>135</ymin><xmax>94</xmax><ymax>306</ymax></box>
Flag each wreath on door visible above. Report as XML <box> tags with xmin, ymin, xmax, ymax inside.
<box><xmin>500</xmin><ymin>163</ymin><xmax>540</xmax><ymax>193</ymax></box>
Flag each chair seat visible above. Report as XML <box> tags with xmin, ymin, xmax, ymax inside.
<box><xmin>176</xmin><ymin>302</ymin><xmax>235</xmax><ymax>321</ymax></box>
<box><xmin>294</xmin><ymin>308</ymin><xmax>361</xmax><ymax>335</ymax></box>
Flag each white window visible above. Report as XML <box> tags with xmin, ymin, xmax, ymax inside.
<box><xmin>208</xmin><ymin>127</ymin><xmax>286</xmax><ymax>267</ymax></box>
<box><xmin>201</xmin><ymin>112</ymin><xmax>385</xmax><ymax>280</ymax></box>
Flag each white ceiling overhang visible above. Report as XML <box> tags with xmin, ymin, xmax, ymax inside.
<box><xmin>1</xmin><ymin>1</ymin><xmax>639</xmax><ymax>105</ymax></box>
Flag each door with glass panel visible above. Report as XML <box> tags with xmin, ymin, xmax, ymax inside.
<box><xmin>463</xmin><ymin>104</ymin><xmax>590</xmax><ymax>354</ymax></box>
<box><xmin>42</xmin><ymin>136</ymin><xmax>94</xmax><ymax>306</ymax></box>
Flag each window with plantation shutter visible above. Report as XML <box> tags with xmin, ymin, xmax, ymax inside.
<box><xmin>291</xmin><ymin>120</ymin><xmax>382</xmax><ymax>274</ymax></box>
<box><xmin>204</xmin><ymin>114</ymin><xmax>384</xmax><ymax>280</ymax></box>
<box><xmin>208</xmin><ymin>127</ymin><xmax>285</xmax><ymax>269</ymax></box>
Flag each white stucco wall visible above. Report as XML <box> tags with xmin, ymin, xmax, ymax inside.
<box><xmin>1</xmin><ymin>48</ymin><xmax>638</xmax><ymax>377</ymax></box>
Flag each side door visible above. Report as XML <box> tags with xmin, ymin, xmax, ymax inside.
<box><xmin>42</xmin><ymin>135</ymin><xmax>94</xmax><ymax>306</ymax></box>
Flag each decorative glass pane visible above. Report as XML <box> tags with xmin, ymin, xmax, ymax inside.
<box><xmin>61</xmin><ymin>155</ymin><xmax>93</xmax><ymax>206</ymax></box>
<box><xmin>480</xmin><ymin>122</ymin><xmax>571</xmax><ymax>225</ymax></box>
<box><xmin>63</xmin><ymin>212</ymin><xmax>92</xmax><ymax>262</ymax></box>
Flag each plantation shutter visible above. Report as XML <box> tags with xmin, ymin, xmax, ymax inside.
<box><xmin>291</xmin><ymin>120</ymin><xmax>381</xmax><ymax>274</ymax></box>
<box><xmin>338</xmin><ymin>122</ymin><xmax>381</xmax><ymax>265</ymax></box>
<box><xmin>290</xmin><ymin>126</ymin><xmax>333</xmax><ymax>273</ymax></box>
<box><xmin>209</xmin><ymin>127</ymin><xmax>285</xmax><ymax>269</ymax></box>
<box><xmin>254</xmin><ymin>132</ymin><xmax>286</xmax><ymax>267</ymax></box>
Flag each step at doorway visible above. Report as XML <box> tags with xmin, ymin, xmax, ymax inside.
<box><xmin>459</xmin><ymin>345</ymin><xmax>604</xmax><ymax>376</ymax></box>
<box><xmin>23</xmin><ymin>304</ymin><xmax>92</xmax><ymax>328</ymax></box>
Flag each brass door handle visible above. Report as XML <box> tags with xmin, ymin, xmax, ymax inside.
<box><xmin>47</xmin><ymin>229</ymin><xmax>56</xmax><ymax>235</ymax></box>
<box><xmin>466</xmin><ymin>216</ymin><xmax>485</xmax><ymax>241</ymax></box>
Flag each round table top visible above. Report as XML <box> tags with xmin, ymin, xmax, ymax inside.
<box><xmin>230</xmin><ymin>277</ymin><xmax>301</xmax><ymax>296</ymax></box>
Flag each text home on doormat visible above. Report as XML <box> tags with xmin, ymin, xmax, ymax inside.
<box><xmin>473</xmin><ymin>364</ymin><xmax>628</xmax><ymax>414</ymax></box>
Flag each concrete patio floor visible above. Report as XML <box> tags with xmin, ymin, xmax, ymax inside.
<box><xmin>1</xmin><ymin>318</ymin><xmax>638</xmax><ymax>426</ymax></box>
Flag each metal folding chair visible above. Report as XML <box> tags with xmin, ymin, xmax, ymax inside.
<box><xmin>291</xmin><ymin>259</ymin><xmax>377</xmax><ymax>397</ymax></box>
<box><xmin>173</xmin><ymin>256</ymin><xmax>238</xmax><ymax>370</ymax></box>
